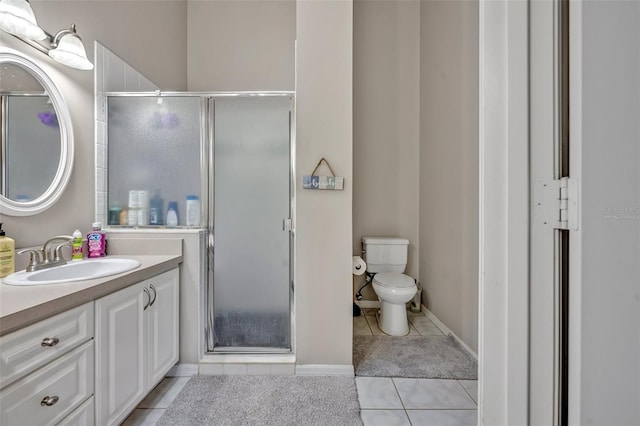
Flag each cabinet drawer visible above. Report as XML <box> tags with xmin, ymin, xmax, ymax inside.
<box><xmin>0</xmin><ymin>340</ymin><xmax>94</xmax><ymax>426</ymax></box>
<box><xmin>57</xmin><ymin>395</ymin><xmax>94</xmax><ymax>426</ymax></box>
<box><xmin>0</xmin><ymin>303</ymin><xmax>94</xmax><ymax>388</ymax></box>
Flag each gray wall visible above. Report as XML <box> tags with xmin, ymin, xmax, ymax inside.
<box><xmin>419</xmin><ymin>0</ymin><xmax>479</xmax><ymax>352</ymax></box>
<box><xmin>187</xmin><ymin>0</ymin><xmax>295</xmax><ymax>91</ymax></box>
<box><xmin>352</xmin><ymin>0</ymin><xmax>478</xmax><ymax>352</ymax></box>
<box><xmin>295</xmin><ymin>0</ymin><xmax>353</xmax><ymax>367</ymax></box>
<box><xmin>352</xmin><ymin>0</ymin><xmax>420</xmax><ymax>300</ymax></box>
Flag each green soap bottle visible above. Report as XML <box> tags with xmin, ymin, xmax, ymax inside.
<box><xmin>72</xmin><ymin>229</ymin><xmax>83</xmax><ymax>261</ymax></box>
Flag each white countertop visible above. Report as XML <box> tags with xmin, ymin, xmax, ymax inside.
<box><xmin>0</xmin><ymin>254</ymin><xmax>182</xmax><ymax>336</ymax></box>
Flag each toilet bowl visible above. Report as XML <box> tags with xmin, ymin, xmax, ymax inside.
<box><xmin>372</xmin><ymin>272</ymin><xmax>417</xmax><ymax>336</ymax></box>
<box><xmin>361</xmin><ymin>236</ymin><xmax>416</xmax><ymax>336</ymax></box>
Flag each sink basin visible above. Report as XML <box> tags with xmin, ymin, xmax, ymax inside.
<box><xmin>1</xmin><ymin>258</ymin><xmax>141</xmax><ymax>286</ymax></box>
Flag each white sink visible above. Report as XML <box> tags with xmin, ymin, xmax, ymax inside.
<box><xmin>2</xmin><ymin>258</ymin><xmax>141</xmax><ymax>286</ymax></box>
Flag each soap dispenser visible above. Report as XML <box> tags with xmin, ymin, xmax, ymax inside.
<box><xmin>87</xmin><ymin>222</ymin><xmax>106</xmax><ymax>258</ymax></box>
<box><xmin>0</xmin><ymin>223</ymin><xmax>15</xmax><ymax>278</ymax></box>
<box><xmin>71</xmin><ymin>229</ymin><xmax>83</xmax><ymax>261</ymax></box>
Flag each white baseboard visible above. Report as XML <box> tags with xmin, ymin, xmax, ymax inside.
<box><xmin>295</xmin><ymin>364</ymin><xmax>354</xmax><ymax>376</ymax></box>
<box><xmin>423</xmin><ymin>306</ymin><xmax>478</xmax><ymax>360</ymax></box>
<box><xmin>167</xmin><ymin>363</ymin><xmax>199</xmax><ymax>377</ymax></box>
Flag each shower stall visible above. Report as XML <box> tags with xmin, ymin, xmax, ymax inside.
<box><xmin>106</xmin><ymin>92</ymin><xmax>294</xmax><ymax>354</ymax></box>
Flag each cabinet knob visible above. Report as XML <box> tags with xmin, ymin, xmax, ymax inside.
<box><xmin>41</xmin><ymin>337</ymin><xmax>59</xmax><ymax>347</ymax></box>
<box><xmin>40</xmin><ymin>395</ymin><xmax>59</xmax><ymax>406</ymax></box>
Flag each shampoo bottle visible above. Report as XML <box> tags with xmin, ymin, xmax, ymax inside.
<box><xmin>166</xmin><ymin>201</ymin><xmax>179</xmax><ymax>227</ymax></box>
<box><xmin>71</xmin><ymin>229</ymin><xmax>83</xmax><ymax>261</ymax></box>
<box><xmin>87</xmin><ymin>222</ymin><xmax>106</xmax><ymax>258</ymax></box>
<box><xmin>0</xmin><ymin>223</ymin><xmax>15</xmax><ymax>278</ymax></box>
<box><xmin>149</xmin><ymin>191</ymin><xmax>164</xmax><ymax>225</ymax></box>
<box><xmin>186</xmin><ymin>195</ymin><xmax>201</xmax><ymax>227</ymax></box>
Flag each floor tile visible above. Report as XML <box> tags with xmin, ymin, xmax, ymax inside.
<box><xmin>138</xmin><ymin>377</ymin><xmax>189</xmax><ymax>409</ymax></box>
<box><xmin>246</xmin><ymin>364</ymin><xmax>271</xmax><ymax>375</ymax></box>
<box><xmin>393</xmin><ymin>379</ymin><xmax>476</xmax><ymax>409</ymax></box>
<box><xmin>360</xmin><ymin>409</ymin><xmax>411</xmax><ymax>426</ymax></box>
<box><xmin>363</xmin><ymin>308</ymin><xmax>378</xmax><ymax>316</ymax></box>
<box><xmin>408</xmin><ymin>322</ymin><xmax>420</xmax><ymax>335</ymax></box>
<box><xmin>270</xmin><ymin>363</ymin><xmax>295</xmax><ymax>375</ymax></box>
<box><xmin>409</xmin><ymin>316</ymin><xmax>444</xmax><ymax>336</ymax></box>
<box><xmin>458</xmin><ymin>380</ymin><xmax>478</xmax><ymax>403</ymax></box>
<box><xmin>406</xmin><ymin>409</ymin><xmax>477</xmax><ymax>426</ymax></box>
<box><xmin>356</xmin><ymin>377</ymin><xmax>404</xmax><ymax>409</ymax></box>
<box><xmin>365</xmin><ymin>315</ymin><xmax>385</xmax><ymax>336</ymax></box>
<box><xmin>366</xmin><ymin>313</ymin><xmax>416</xmax><ymax>336</ymax></box>
<box><xmin>121</xmin><ymin>408</ymin><xmax>165</xmax><ymax>426</ymax></box>
<box><xmin>354</xmin><ymin>315</ymin><xmax>373</xmax><ymax>335</ymax></box>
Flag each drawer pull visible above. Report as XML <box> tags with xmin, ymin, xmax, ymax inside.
<box><xmin>40</xmin><ymin>395</ymin><xmax>59</xmax><ymax>406</ymax></box>
<box><xmin>41</xmin><ymin>337</ymin><xmax>60</xmax><ymax>347</ymax></box>
<box><xmin>143</xmin><ymin>287</ymin><xmax>151</xmax><ymax>310</ymax></box>
<box><xmin>149</xmin><ymin>284</ymin><xmax>157</xmax><ymax>307</ymax></box>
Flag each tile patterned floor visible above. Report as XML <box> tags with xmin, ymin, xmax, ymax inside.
<box><xmin>121</xmin><ymin>376</ymin><xmax>190</xmax><ymax>426</ymax></box>
<box><xmin>123</xmin><ymin>308</ymin><xmax>478</xmax><ymax>426</ymax></box>
<box><xmin>354</xmin><ymin>308</ymin><xmax>445</xmax><ymax>337</ymax></box>
<box><xmin>355</xmin><ymin>308</ymin><xmax>478</xmax><ymax>426</ymax></box>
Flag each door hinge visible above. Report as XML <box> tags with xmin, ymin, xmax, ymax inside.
<box><xmin>534</xmin><ymin>177</ymin><xmax>578</xmax><ymax>230</ymax></box>
<box><xmin>282</xmin><ymin>218</ymin><xmax>293</xmax><ymax>232</ymax></box>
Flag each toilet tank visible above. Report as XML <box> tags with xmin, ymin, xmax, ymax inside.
<box><xmin>361</xmin><ymin>237</ymin><xmax>409</xmax><ymax>273</ymax></box>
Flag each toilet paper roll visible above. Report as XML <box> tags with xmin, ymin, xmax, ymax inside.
<box><xmin>352</xmin><ymin>256</ymin><xmax>366</xmax><ymax>276</ymax></box>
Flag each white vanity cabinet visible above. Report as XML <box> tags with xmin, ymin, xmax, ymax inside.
<box><xmin>0</xmin><ymin>303</ymin><xmax>95</xmax><ymax>426</ymax></box>
<box><xmin>95</xmin><ymin>268</ymin><xmax>179</xmax><ymax>426</ymax></box>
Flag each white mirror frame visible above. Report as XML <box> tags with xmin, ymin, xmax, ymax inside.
<box><xmin>0</xmin><ymin>47</ymin><xmax>74</xmax><ymax>216</ymax></box>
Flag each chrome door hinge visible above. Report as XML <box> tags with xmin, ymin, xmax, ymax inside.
<box><xmin>534</xmin><ymin>177</ymin><xmax>578</xmax><ymax>230</ymax></box>
<box><xmin>282</xmin><ymin>218</ymin><xmax>293</xmax><ymax>232</ymax></box>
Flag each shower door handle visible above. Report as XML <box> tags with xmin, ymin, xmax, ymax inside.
<box><xmin>282</xmin><ymin>218</ymin><xmax>293</xmax><ymax>232</ymax></box>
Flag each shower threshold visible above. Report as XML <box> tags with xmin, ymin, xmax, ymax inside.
<box><xmin>210</xmin><ymin>346</ymin><xmax>292</xmax><ymax>354</ymax></box>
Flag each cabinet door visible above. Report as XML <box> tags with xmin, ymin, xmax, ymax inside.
<box><xmin>147</xmin><ymin>268</ymin><xmax>179</xmax><ymax>387</ymax></box>
<box><xmin>95</xmin><ymin>281</ymin><xmax>148</xmax><ymax>426</ymax></box>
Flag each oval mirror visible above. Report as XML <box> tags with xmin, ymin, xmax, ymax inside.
<box><xmin>0</xmin><ymin>48</ymin><xmax>74</xmax><ymax>216</ymax></box>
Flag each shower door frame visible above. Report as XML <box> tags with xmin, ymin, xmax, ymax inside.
<box><xmin>205</xmin><ymin>93</ymin><xmax>296</xmax><ymax>355</ymax></box>
<box><xmin>102</xmin><ymin>91</ymin><xmax>296</xmax><ymax>357</ymax></box>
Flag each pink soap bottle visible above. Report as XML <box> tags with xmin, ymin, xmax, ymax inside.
<box><xmin>87</xmin><ymin>222</ymin><xmax>106</xmax><ymax>258</ymax></box>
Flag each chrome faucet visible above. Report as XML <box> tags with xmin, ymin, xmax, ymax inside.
<box><xmin>17</xmin><ymin>235</ymin><xmax>73</xmax><ymax>272</ymax></box>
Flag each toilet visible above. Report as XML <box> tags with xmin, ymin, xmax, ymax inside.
<box><xmin>361</xmin><ymin>237</ymin><xmax>417</xmax><ymax>336</ymax></box>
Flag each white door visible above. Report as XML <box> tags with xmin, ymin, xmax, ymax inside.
<box><xmin>147</xmin><ymin>268</ymin><xmax>179</xmax><ymax>387</ymax></box>
<box><xmin>95</xmin><ymin>281</ymin><xmax>147</xmax><ymax>426</ymax></box>
<box><xmin>210</xmin><ymin>96</ymin><xmax>293</xmax><ymax>352</ymax></box>
<box><xmin>568</xmin><ymin>1</ymin><xmax>640</xmax><ymax>424</ymax></box>
<box><xmin>480</xmin><ymin>0</ymin><xmax>639</xmax><ymax>423</ymax></box>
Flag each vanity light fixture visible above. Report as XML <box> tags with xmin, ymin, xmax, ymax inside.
<box><xmin>47</xmin><ymin>25</ymin><xmax>94</xmax><ymax>70</ymax></box>
<box><xmin>0</xmin><ymin>0</ymin><xmax>46</xmax><ymax>41</ymax></box>
<box><xmin>0</xmin><ymin>0</ymin><xmax>93</xmax><ymax>70</ymax></box>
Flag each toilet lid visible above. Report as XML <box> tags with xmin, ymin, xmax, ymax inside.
<box><xmin>373</xmin><ymin>273</ymin><xmax>415</xmax><ymax>289</ymax></box>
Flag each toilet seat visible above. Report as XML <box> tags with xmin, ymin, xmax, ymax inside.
<box><xmin>373</xmin><ymin>272</ymin><xmax>415</xmax><ymax>289</ymax></box>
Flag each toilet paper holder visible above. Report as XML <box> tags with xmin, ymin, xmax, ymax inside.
<box><xmin>352</xmin><ymin>256</ymin><xmax>366</xmax><ymax>276</ymax></box>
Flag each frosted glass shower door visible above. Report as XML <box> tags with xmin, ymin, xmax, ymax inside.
<box><xmin>212</xmin><ymin>96</ymin><xmax>292</xmax><ymax>351</ymax></box>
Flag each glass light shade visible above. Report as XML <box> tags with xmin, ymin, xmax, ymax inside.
<box><xmin>48</xmin><ymin>32</ymin><xmax>94</xmax><ymax>70</ymax></box>
<box><xmin>0</xmin><ymin>0</ymin><xmax>46</xmax><ymax>40</ymax></box>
